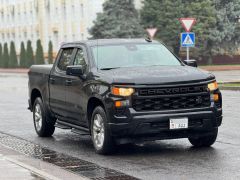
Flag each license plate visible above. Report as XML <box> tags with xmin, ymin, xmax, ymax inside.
<box><xmin>169</xmin><ymin>118</ymin><xmax>188</xmax><ymax>130</ymax></box>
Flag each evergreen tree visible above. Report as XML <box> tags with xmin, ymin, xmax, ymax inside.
<box><xmin>183</xmin><ymin>0</ymin><xmax>217</xmax><ymax>63</ymax></box>
<box><xmin>0</xmin><ymin>44</ymin><xmax>2</xmax><ymax>67</ymax></box>
<box><xmin>20</xmin><ymin>42</ymin><xmax>26</xmax><ymax>68</ymax></box>
<box><xmin>9</xmin><ymin>41</ymin><xmax>18</xmax><ymax>68</ymax></box>
<box><xmin>3</xmin><ymin>43</ymin><xmax>9</xmax><ymax>68</ymax></box>
<box><xmin>208</xmin><ymin>0</ymin><xmax>240</xmax><ymax>61</ymax></box>
<box><xmin>26</xmin><ymin>40</ymin><xmax>34</xmax><ymax>67</ymax></box>
<box><xmin>48</xmin><ymin>41</ymin><xmax>53</xmax><ymax>64</ymax></box>
<box><xmin>35</xmin><ymin>39</ymin><xmax>45</xmax><ymax>65</ymax></box>
<box><xmin>89</xmin><ymin>0</ymin><xmax>144</xmax><ymax>38</ymax></box>
<box><xmin>141</xmin><ymin>0</ymin><xmax>216</xmax><ymax>59</ymax></box>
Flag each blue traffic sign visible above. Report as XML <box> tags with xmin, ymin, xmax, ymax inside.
<box><xmin>181</xmin><ymin>32</ymin><xmax>195</xmax><ymax>47</ymax></box>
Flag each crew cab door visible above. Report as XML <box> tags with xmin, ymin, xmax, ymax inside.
<box><xmin>49</xmin><ymin>48</ymin><xmax>75</xmax><ymax>118</ymax></box>
<box><xmin>65</xmin><ymin>46</ymin><xmax>89</xmax><ymax>126</ymax></box>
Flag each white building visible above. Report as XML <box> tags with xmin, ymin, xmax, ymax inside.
<box><xmin>0</xmin><ymin>0</ymin><xmax>142</xmax><ymax>55</ymax></box>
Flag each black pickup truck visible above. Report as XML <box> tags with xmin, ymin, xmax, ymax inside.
<box><xmin>28</xmin><ymin>39</ymin><xmax>222</xmax><ymax>154</ymax></box>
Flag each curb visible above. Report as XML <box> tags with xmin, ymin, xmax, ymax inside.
<box><xmin>5</xmin><ymin>156</ymin><xmax>61</xmax><ymax>180</ymax></box>
<box><xmin>218</xmin><ymin>82</ymin><xmax>240</xmax><ymax>91</ymax></box>
<box><xmin>218</xmin><ymin>81</ymin><xmax>240</xmax><ymax>84</ymax></box>
<box><xmin>200</xmin><ymin>66</ymin><xmax>240</xmax><ymax>71</ymax></box>
<box><xmin>219</xmin><ymin>87</ymin><xmax>240</xmax><ymax>91</ymax></box>
<box><xmin>0</xmin><ymin>144</ymin><xmax>88</xmax><ymax>180</ymax></box>
<box><xmin>0</xmin><ymin>68</ymin><xmax>29</xmax><ymax>74</ymax></box>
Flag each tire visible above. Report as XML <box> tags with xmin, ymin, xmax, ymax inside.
<box><xmin>188</xmin><ymin>128</ymin><xmax>218</xmax><ymax>147</ymax></box>
<box><xmin>91</xmin><ymin>106</ymin><xmax>115</xmax><ymax>155</ymax></box>
<box><xmin>33</xmin><ymin>97</ymin><xmax>55</xmax><ymax>137</ymax></box>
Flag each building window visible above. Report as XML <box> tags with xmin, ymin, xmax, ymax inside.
<box><xmin>12</xmin><ymin>33</ymin><xmax>15</xmax><ymax>40</ymax></box>
<box><xmin>24</xmin><ymin>32</ymin><xmax>27</xmax><ymax>39</ymax></box>
<box><xmin>81</xmin><ymin>4</ymin><xmax>84</xmax><ymax>18</ymax></box>
<box><xmin>55</xmin><ymin>7</ymin><xmax>58</xmax><ymax>15</ymax></box>
<box><xmin>36</xmin><ymin>31</ymin><xmax>39</xmax><ymax>39</ymax></box>
<box><xmin>2</xmin><ymin>33</ymin><xmax>4</xmax><ymax>41</ymax></box>
<box><xmin>6</xmin><ymin>33</ymin><xmax>9</xmax><ymax>42</ymax></box>
<box><xmin>72</xmin><ymin>4</ymin><xmax>75</xmax><ymax>17</ymax></box>
<box><xmin>53</xmin><ymin>31</ymin><xmax>59</xmax><ymax>47</ymax></box>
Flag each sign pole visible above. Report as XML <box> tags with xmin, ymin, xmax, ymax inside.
<box><xmin>187</xmin><ymin>47</ymin><xmax>189</xmax><ymax>60</ymax></box>
<box><xmin>179</xmin><ymin>18</ymin><xmax>196</xmax><ymax>61</ymax></box>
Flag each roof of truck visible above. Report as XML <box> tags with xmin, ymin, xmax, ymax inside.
<box><xmin>61</xmin><ymin>38</ymin><xmax>160</xmax><ymax>47</ymax></box>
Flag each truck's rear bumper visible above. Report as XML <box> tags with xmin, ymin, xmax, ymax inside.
<box><xmin>108</xmin><ymin>106</ymin><xmax>222</xmax><ymax>143</ymax></box>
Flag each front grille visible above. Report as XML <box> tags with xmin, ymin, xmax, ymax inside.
<box><xmin>133</xmin><ymin>85</ymin><xmax>211</xmax><ymax>111</ymax></box>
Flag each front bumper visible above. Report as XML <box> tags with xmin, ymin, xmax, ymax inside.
<box><xmin>107</xmin><ymin>105</ymin><xmax>222</xmax><ymax>142</ymax></box>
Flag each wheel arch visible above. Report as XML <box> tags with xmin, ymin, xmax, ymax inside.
<box><xmin>87</xmin><ymin>96</ymin><xmax>106</xmax><ymax>129</ymax></box>
<box><xmin>31</xmin><ymin>88</ymin><xmax>42</xmax><ymax>109</ymax></box>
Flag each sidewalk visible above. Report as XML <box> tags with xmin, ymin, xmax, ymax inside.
<box><xmin>0</xmin><ymin>154</ymin><xmax>46</xmax><ymax>180</ymax></box>
<box><xmin>0</xmin><ymin>144</ymin><xmax>87</xmax><ymax>180</ymax></box>
<box><xmin>0</xmin><ymin>68</ymin><xmax>29</xmax><ymax>74</ymax></box>
<box><xmin>210</xmin><ymin>70</ymin><xmax>240</xmax><ymax>83</ymax></box>
<box><xmin>200</xmin><ymin>65</ymin><xmax>240</xmax><ymax>71</ymax></box>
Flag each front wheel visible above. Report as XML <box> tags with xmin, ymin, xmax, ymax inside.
<box><xmin>33</xmin><ymin>97</ymin><xmax>55</xmax><ymax>137</ymax></box>
<box><xmin>91</xmin><ymin>106</ymin><xmax>115</xmax><ymax>155</ymax></box>
<box><xmin>188</xmin><ymin>128</ymin><xmax>218</xmax><ymax>147</ymax></box>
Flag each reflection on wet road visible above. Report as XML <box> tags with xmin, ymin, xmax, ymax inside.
<box><xmin>0</xmin><ymin>132</ymin><xmax>137</xmax><ymax>179</ymax></box>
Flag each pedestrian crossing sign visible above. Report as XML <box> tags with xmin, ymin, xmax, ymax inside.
<box><xmin>181</xmin><ymin>32</ymin><xmax>195</xmax><ymax>47</ymax></box>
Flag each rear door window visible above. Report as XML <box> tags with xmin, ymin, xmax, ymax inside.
<box><xmin>57</xmin><ymin>48</ymin><xmax>74</xmax><ymax>71</ymax></box>
<box><xmin>74</xmin><ymin>48</ymin><xmax>87</xmax><ymax>66</ymax></box>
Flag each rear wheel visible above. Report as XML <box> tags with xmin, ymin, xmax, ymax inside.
<box><xmin>188</xmin><ymin>128</ymin><xmax>218</xmax><ymax>147</ymax></box>
<box><xmin>91</xmin><ymin>106</ymin><xmax>115</xmax><ymax>155</ymax></box>
<box><xmin>33</xmin><ymin>97</ymin><xmax>55</xmax><ymax>137</ymax></box>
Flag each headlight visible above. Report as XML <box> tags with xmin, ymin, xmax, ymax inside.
<box><xmin>111</xmin><ymin>87</ymin><xmax>134</xmax><ymax>96</ymax></box>
<box><xmin>208</xmin><ymin>81</ymin><xmax>218</xmax><ymax>91</ymax></box>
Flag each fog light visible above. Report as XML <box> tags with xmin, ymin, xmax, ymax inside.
<box><xmin>213</xmin><ymin>94</ymin><xmax>219</xmax><ymax>101</ymax></box>
<box><xmin>115</xmin><ymin>100</ymin><xmax>129</xmax><ymax>107</ymax></box>
<box><xmin>115</xmin><ymin>101</ymin><xmax>122</xmax><ymax>107</ymax></box>
<box><xmin>211</xmin><ymin>94</ymin><xmax>219</xmax><ymax>102</ymax></box>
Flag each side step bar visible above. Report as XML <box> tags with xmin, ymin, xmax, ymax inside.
<box><xmin>71</xmin><ymin>128</ymin><xmax>90</xmax><ymax>136</ymax></box>
<box><xmin>55</xmin><ymin>123</ymin><xmax>71</xmax><ymax>129</ymax></box>
<box><xmin>55</xmin><ymin>120</ymin><xmax>90</xmax><ymax>136</ymax></box>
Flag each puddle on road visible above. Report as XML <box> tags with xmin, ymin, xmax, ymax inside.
<box><xmin>0</xmin><ymin>132</ymin><xmax>138</xmax><ymax>180</ymax></box>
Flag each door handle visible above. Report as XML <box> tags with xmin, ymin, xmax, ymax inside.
<box><xmin>65</xmin><ymin>80</ymin><xmax>73</xmax><ymax>86</ymax></box>
<box><xmin>49</xmin><ymin>78</ymin><xmax>55</xmax><ymax>84</ymax></box>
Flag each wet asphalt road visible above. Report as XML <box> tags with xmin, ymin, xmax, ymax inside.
<box><xmin>0</xmin><ymin>73</ymin><xmax>240</xmax><ymax>180</ymax></box>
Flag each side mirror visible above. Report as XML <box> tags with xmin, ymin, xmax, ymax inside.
<box><xmin>184</xmin><ymin>60</ymin><xmax>198</xmax><ymax>67</ymax></box>
<box><xmin>66</xmin><ymin>65</ymin><xmax>84</xmax><ymax>76</ymax></box>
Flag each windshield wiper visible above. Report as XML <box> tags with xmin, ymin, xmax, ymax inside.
<box><xmin>100</xmin><ymin>67</ymin><xmax>120</xmax><ymax>70</ymax></box>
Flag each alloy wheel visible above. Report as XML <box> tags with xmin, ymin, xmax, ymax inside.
<box><xmin>92</xmin><ymin>113</ymin><xmax>105</xmax><ymax>149</ymax></box>
<box><xmin>34</xmin><ymin>103</ymin><xmax>43</xmax><ymax>132</ymax></box>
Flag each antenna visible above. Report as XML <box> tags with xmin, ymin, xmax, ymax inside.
<box><xmin>145</xmin><ymin>36</ymin><xmax>152</xmax><ymax>42</ymax></box>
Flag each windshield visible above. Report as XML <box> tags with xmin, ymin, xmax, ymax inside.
<box><xmin>92</xmin><ymin>44</ymin><xmax>181</xmax><ymax>69</ymax></box>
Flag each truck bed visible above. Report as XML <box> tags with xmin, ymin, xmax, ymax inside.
<box><xmin>29</xmin><ymin>64</ymin><xmax>53</xmax><ymax>75</ymax></box>
<box><xmin>28</xmin><ymin>65</ymin><xmax>53</xmax><ymax>111</ymax></box>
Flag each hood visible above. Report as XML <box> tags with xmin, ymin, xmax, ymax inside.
<box><xmin>100</xmin><ymin>66</ymin><xmax>215</xmax><ymax>85</ymax></box>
